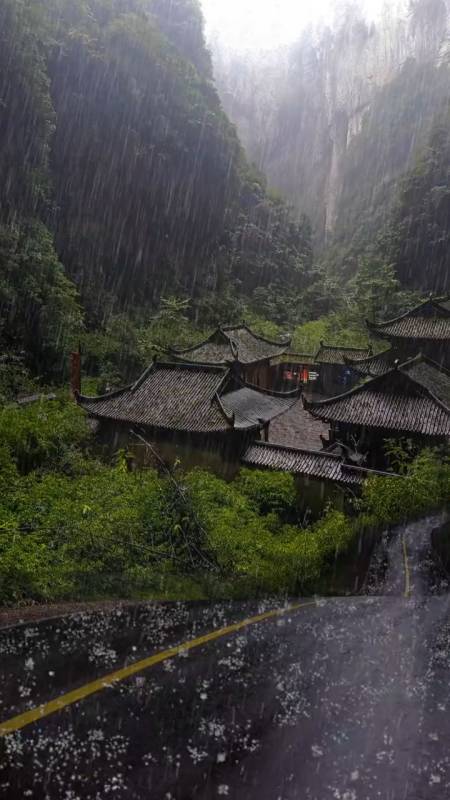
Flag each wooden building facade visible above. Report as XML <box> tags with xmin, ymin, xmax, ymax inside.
<box><xmin>314</xmin><ymin>343</ymin><xmax>373</xmax><ymax>396</ymax></box>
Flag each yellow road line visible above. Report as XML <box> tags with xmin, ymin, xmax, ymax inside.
<box><xmin>402</xmin><ymin>534</ymin><xmax>411</xmax><ymax>599</ymax></box>
<box><xmin>0</xmin><ymin>600</ymin><xmax>317</xmax><ymax>737</ymax></box>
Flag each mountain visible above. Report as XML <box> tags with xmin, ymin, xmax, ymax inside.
<box><xmin>0</xmin><ymin>0</ymin><xmax>312</xmax><ymax>372</ymax></box>
<box><xmin>380</xmin><ymin>106</ymin><xmax>450</xmax><ymax>293</ymax></box>
<box><xmin>211</xmin><ymin>0</ymin><xmax>450</xmax><ymax>291</ymax></box>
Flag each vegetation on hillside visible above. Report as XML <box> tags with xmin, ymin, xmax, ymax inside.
<box><xmin>380</xmin><ymin>106</ymin><xmax>450</xmax><ymax>294</ymax></box>
<box><xmin>0</xmin><ymin>0</ymin><xmax>315</xmax><ymax>379</ymax></box>
<box><xmin>213</xmin><ymin>2</ymin><xmax>450</xmax><ymax>294</ymax></box>
<box><xmin>0</xmin><ymin>395</ymin><xmax>448</xmax><ymax>605</ymax></box>
<box><xmin>0</xmin><ymin>0</ymin><xmax>448</xmax><ymax>611</ymax></box>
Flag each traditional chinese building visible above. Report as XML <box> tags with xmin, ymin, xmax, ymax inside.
<box><xmin>366</xmin><ymin>296</ymin><xmax>450</xmax><ymax>369</ymax></box>
<box><xmin>304</xmin><ymin>355</ymin><xmax>450</xmax><ymax>468</ymax></box>
<box><xmin>76</xmin><ymin>360</ymin><xmax>300</xmax><ymax>477</ymax></box>
<box><xmin>343</xmin><ymin>348</ymin><xmax>400</xmax><ymax>377</ymax></box>
<box><xmin>268</xmin><ymin>344</ymin><xmax>373</xmax><ymax>396</ymax></box>
<box><xmin>314</xmin><ymin>343</ymin><xmax>373</xmax><ymax>396</ymax></box>
<box><xmin>169</xmin><ymin>323</ymin><xmax>291</xmax><ymax>388</ymax></box>
<box><xmin>265</xmin><ymin>352</ymin><xmax>315</xmax><ymax>392</ymax></box>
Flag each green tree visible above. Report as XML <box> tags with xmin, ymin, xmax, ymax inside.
<box><xmin>0</xmin><ymin>221</ymin><xmax>83</xmax><ymax>375</ymax></box>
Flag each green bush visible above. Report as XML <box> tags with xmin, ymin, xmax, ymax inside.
<box><xmin>0</xmin><ymin>394</ymin><xmax>91</xmax><ymax>473</ymax></box>
<box><xmin>234</xmin><ymin>468</ymin><xmax>297</xmax><ymax>518</ymax></box>
<box><xmin>361</xmin><ymin>449</ymin><xmax>450</xmax><ymax>526</ymax></box>
<box><xmin>0</xmin><ymin>432</ymin><xmax>448</xmax><ymax>605</ymax></box>
<box><xmin>0</xmin><ymin>221</ymin><xmax>83</xmax><ymax>376</ymax></box>
<box><xmin>0</xmin><ymin>464</ymin><xmax>171</xmax><ymax>603</ymax></box>
<box><xmin>185</xmin><ymin>470</ymin><xmax>354</xmax><ymax>595</ymax></box>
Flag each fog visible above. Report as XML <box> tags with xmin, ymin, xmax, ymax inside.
<box><xmin>201</xmin><ymin>0</ymin><xmax>403</xmax><ymax>51</ymax></box>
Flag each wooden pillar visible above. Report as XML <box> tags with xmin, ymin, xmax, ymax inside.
<box><xmin>70</xmin><ymin>351</ymin><xmax>81</xmax><ymax>396</ymax></box>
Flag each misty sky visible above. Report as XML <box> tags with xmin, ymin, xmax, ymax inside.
<box><xmin>201</xmin><ymin>0</ymin><xmax>391</xmax><ymax>51</ymax></box>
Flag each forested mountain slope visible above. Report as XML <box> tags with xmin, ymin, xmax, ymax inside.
<box><xmin>0</xmin><ymin>0</ymin><xmax>312</xmax><ymax>374</ymax></box>
<box><xmin>211</xmin><ymin>1</ymin><xmax>450</xmax><ymax>291</ymax></box>
<box><xmin>381</xmin><ymin>107</ymin><xmax>450</xmax><ymax>292</ymax></box>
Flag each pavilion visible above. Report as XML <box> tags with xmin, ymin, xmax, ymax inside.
<box><xmin>304</xmin><ymin>355</ymin><xmax>450</xmax><ymax>468</ymax></box>
<box><xmin>169</xmin><ymin>323</ymin><xmax>291</xmax><ymax>388</ymax></box>
<box><xmin>365</xmin><ymin>296</ymin><xmax>450</xmax><ymax>369</ymax></box>
<box><xmin>76</xmin><ymin>360</ymin><xmax>300</xmax><ymax>477</ymax></box>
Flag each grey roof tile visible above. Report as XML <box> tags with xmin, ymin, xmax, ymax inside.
<box><xmin>305</xmin><ymin>356</ymin><xmax>450</xmax><ymax>436</ymax></box>
<box><xmin>171</xmin><ymin>324</ymin><xmax>290</xmax><ymax>365</ymax></box>
<box><xmin>367</xmin><ymin>298</ymin><xmax>450</xmax><ymax>341</ymax></box>
<box><xmin>315</xmin><ymin>344</ymin><xmax>372</xmax><ymax>365</ymax></box>
<box><xmin>241</xmin><ymin>442</ymin><xmax>396</xmax><ymax>485</ymax></box>
<box><xmin>78</xmin><ymin>363</ymin><xmax>233</xmax><ymax>433</ymax></box>
<box><xmin>221</xmin><ymin>386</ymin><xmax>299</xmax><ymax>428</ymax></box>
<box><xmin>77</xmin><ymin>362</ymin><xmax>301</xmax><ymax>435</ymax></box>
<box><xmin>344</xmin><ymin>348</ymin><xmax>399</xmax><ymax>376</ymax></box>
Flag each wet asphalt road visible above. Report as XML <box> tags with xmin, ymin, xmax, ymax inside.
<box><xmin>1</xmin><ymin>515</ymin><xmax>449</xmax><ymax>800</ymax></box>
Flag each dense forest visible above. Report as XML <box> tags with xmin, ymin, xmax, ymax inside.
<box><xmin>1</xmin><ymin>0</ymin><xmax>448</xmax><ymax>387</ymax></box>
<box><xmin>0</xmin><ymin>0</ymin><xmax>314</xmax><ymax>379</ymax></box>
<box><xmin>212</xmin><ymin>0</ymin><xmax>450</xmax><ymax>293</ymax></box>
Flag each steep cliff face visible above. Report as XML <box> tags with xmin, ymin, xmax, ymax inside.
<box><xmin>0</xmin><ymin>0</ymin><xmax>315</xmax><ymax>371</ymax></box>
<box><xmin>211</xmin><ymin>1</ymin><xmax>450</xmax><ymax>251</ymax></box>
<box><xmin>1</xmin><ymin>0</ymin><xmax>313</xmax><ymax>307</ymax></box>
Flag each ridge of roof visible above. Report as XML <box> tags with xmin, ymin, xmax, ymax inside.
<box><xmin>245</xmin><ymin>439</ymin><xmax>344</xmax><ymax>461</ymax></box>
<box><xmin>366</xmin><ymin>296</ymin><xmax>450</xmax><ymax>330</ymax></box>
<box><xmin>77</xmin><ymin>361</ymin><xmax>235</xmax><ymax>434</ymax></box>
<box><xmin>314</xmin><ymin>342</ymin><xmax>372</xmax><ymax>366</ymax></box>
<box><xmin>399</xmin><ymin>352</ymin><xmax>450</xmax><ymax>374</ymax></box>
<box><xmin>168</xmin><ymin>328</ymin><xmax>229</xmax><ymax>356</ymax></box>
<box><xmin>77</xmin><ymin>360</ymin><xmax>230</xmax><ymax>404</ymax></box>
<box><xmin>155</xmin><ymin>360</ymin><xmax>229</xmax><ymax>373</ymax></box>
<box><xmin>242</xmin><ymin>441</ymin><xmax>400</xmax><ymax>484</ymax></box>
<box><xmin>222</xmin><ymin>387</ymin><xmax>300</xmax><ymax>429</ymax></box>
<box><xmin>304</xmin><ymin>353</ymin><xmax>449</xmax><ymax>411</ymax></box>
<box><xmin>169</xmin><ymin>323</ymin><xmax>290</xmax><ymax>361</ymax></box>
<box><xmin>279</xmin><ymin>351</ymin><xmax>315</xmax><ymax>360</ymax></box>
<box><xmin>316</xmin><ymin>342</ymin><xmax>371</xmax><ymax>353</ymax></box>
<box><xmin>399</xmin><ymin>354</ymin><xmax>450</xmax><ymax>412</ymax></box>
<box><xmin>77</xmin><ymin>384</ymin><xmax>134</xmax><ymax>404</ymax></box>
<box><xmin>343</xmin><ymin>347</ymin><xmax>393</xmax><ymax>366</ymax></box>
<box><xmin>220</xmin><ymin>322</ymin><xmax>291</xmax><ymax>348</ymax></box>
<box><xmin>213</xmin><ymin>391</ymin><xmax>236</xmax><ymax>427</ymax></box>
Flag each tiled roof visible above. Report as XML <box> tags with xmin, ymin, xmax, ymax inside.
<box><xmin>221</xmin><ymin>386</ymin><xmax>300</xmax><ymax>429</ymax></box>
<box><xmin>401</xmin><ymin>357</ymin><xmax>450</xmax><ymax>409</ymax></box>
<box><xmin>77</xmin><ymin>362</ymin><xmax>233</xmax><ymax>434</ymax></box>
<box><xmin>269</xmin><ymin>352</ymin><xmax>316</xmax><ymax>366</ymax></box>
<box><xmin>315</xmin><ymin>343</ymin><xmax>372</xmax><ymax>365</ymax></box>
<box><xmin>367</xmin><ymin>298</ymin><xmax>450</xmax><ymax>341</ymax></box>
<box><xmin>241</xmin><ymin>442</ymin><xmax>397</xmax><ymax>486</ymax></box>
<box><xmin>344</xmin><ymin>348</ymin><xmax>399</xmax><ymax>376</ymax></box>
<box><xmin>305</xmin><ymin>356</ymin><xmax>450</xmax><ymax>437</ymax></box>
<box><xmin>269</xmin><ymin>396</ymin><xmax>329</xmax><ymax>450</ymax></box>
<box><xmin>170</xmin><ymin>324</ymin><xmax>290</xmax><ymax>366</ymax></box>
<box><xmin>77</xmin><ymin>362</ymin><xmax>301</xmax><ymax>435</ymax></box>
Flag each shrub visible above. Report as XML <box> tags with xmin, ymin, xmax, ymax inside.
<box><xmin>0</xmin><ymin>437</ymin><xmax>447</xmax><ymax>605</ymax></box>
<box><xmin>0</xmin><ymin>464</ymin><xmax>172</xmax><ymax>603</ymax></box>
<box><xmin>234</xmin><ymin>468</ymin><xmax>297</xmax><ymax>519</ymax></box>
<box><xmin>185</xmin><ymin>470</ymin><xmax>354</xmax><ymax>595</ymax></box>
<box><xmin>361</xmin><ymin>449</ymin><xmax>450</xmax><ymax>526</ymax></box>
<box><xmin>0</xmin><ymin>394</ymin><xmax>91</xmax><ymax>473</ymax></box>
